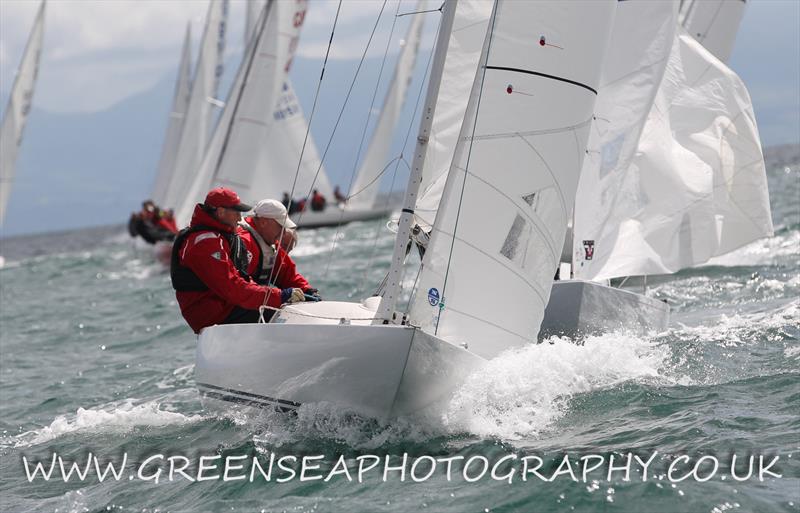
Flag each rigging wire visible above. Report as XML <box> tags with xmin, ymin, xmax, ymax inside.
<box><xmin>322</xmin><ymin>0</ymin><xmax>402</xmax><ymax>278</ymax></box>
<box><xmin>266</xmin><ymin>0</ymin><xmax>343</xmax><ymax>288</ymax></box>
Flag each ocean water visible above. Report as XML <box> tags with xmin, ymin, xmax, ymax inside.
<box><xmin>0</xmin><ymin>152</ymin><xmax>798</xmax><ymax>513</ymax></box>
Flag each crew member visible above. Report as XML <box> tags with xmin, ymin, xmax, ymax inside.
<box><xmin>310</xmin><ymin>189</ymin><xmax>327</xmax><ymax>212</ymax></box>
<box><xmin>333</xmin><ymin>185</ymin><xmax>347</xmax><ymax>205</ymax></box>
<box><xmin>238</xmin><ymin>199</ymin><xmax>318</xmax><ymax>298</ymax></box>
<box><xmin>170</xmin><ymin>187</ymin><xmax>306</xmax><ymax>333</ymax></box>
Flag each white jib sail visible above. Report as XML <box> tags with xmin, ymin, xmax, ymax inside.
<box><xmin>160</xmin><ymin>0</ymin><xmax>228</xmax><ymax>212</ymax></box>
<box><xmin>572</xmin><ymin>0</ymin><xmax>679</xmax><ymax>280</ymax></box>
<box><xmin>245</xmin><ymin>0</ymin><xmax>264</xmax><ymax>46</ymax></box>
<box><xmin>679</xmin><ymin>0</ymin><xmax>746</xmax><ymax>63</ymax></box>
<box><xmin>151</xmin><ymin>23</ymin><xmax>193</xmax><ymax>206</ymax></box>
<box><xmin>573</xmin><ymin>29</ymin><xmax>773</xmax><ymax>282</ymax></box>
<box><xmin>248</xmin><ymin>79</ymin><xmax>333</xmax><ymax>202</ymax></box>
<box><xmin>0</xmin><ymin>1</ymin><xmax>45</xmax><ymax>226</ymax></box>
<box><xmin>175</xmin><ymin>0</ymin><xmax>308</xmax><ymax>226</ymax></box>
<box><xmin>407</xmin><ymin>0</ymin><xmax>616</xmax><ymax>359</ymax></box>
<box><xmin>347</xmin><ymin>0</ymin><xmax>427</xmax><ymax>210</ymax></box>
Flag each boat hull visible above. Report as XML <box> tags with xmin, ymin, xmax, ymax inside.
<box><xmin>539</xmin><ymin>279</ymin><xmax>670</xmax><ymax>339</ymax></box>
<box><xmin>292</xmin><ymin>206</ymin><xmax>393</xmax><ymax>229</ymax></box>
<box><xmin>195</xmin><ymin>302</ymin><xmax>485</xmax><ymax>419</ymax></box>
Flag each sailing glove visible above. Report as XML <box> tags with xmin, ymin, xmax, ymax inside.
<box><xmin>281</xmin><ymin>288</ymin><xmax>306</xmax><ymax>304</ymax></box>
<box><xmin>304</xmin><ymin>287</ymin><xmax>321</xmax><ymax>301</ymax></box>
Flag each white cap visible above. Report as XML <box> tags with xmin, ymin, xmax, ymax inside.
<box><xmin>252</xmin><ymin>199</ymin><xmax>297</xmax><ymax>229</ymax></box>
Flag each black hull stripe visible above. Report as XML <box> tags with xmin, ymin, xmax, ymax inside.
<box><xmin>196</xmin><ymin>382</ymin><xmax>301</xmax><ymax>407</ymax></box>
<box><xmin>200</xmin><ymin>389</ymin><xmax>298</xmax><ymax>413</ymax></box>
<box><xmin>485</xmin><ymin>65</ymin><xmax>598</xmax><ymax>95</ymax></box>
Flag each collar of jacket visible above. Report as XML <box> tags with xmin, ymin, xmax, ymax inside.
<box><xmin>189</xmin><ymin>204</ymin><xmax>236</xmax><ymax>233</ymax></box>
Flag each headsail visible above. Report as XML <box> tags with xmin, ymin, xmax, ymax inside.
<box><xmin>572</xmin><ymin>0</ymin><xmax>678</xmax><ymax>279</ymax></box>
<box><xmin>245</xmin><ymin>0</ymin><xmax>264</xmax><ymax>46</ymax></box>
<box><xmin>160</xmin><ymin>0</ymin><xmax>228</xmax><ymax>212</ymax></box>
<box><xmin>679</xmin><ymin>0</ymin><xmax>746</xmax><ymax>63</ymax></box>
<box><xmin>0</xmin><ymin>1</ymin><xmax>45</xmax><ymax>225</ymax></box>
<box><xmin>175</xmin><ymin>0</ymin><xmax>308</xmax><ymax>226</ymax></box>
<box><xmin>347</xmin><ymin>0</ymin><xmax>427</xmax><ymax>210</ymax></box>
<box><xmin>407</xmin><ymin>0</ymin><xmax>616</xmax><ymax>359</ymax></box>
<box><xmin>150</xmin><ymin>23</ymin><xmax>193</xmax><ymax>206</ymax></box>
<box><xmin>573</xmin><ymin>29</ymin><xmax>772</xmax><ymax>281</ymax></box>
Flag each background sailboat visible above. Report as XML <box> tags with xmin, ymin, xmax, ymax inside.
<box><xmin>160</xmin><ymin>0</ymin><xmax>228</xmax><ymax>214</ymax></box>
<box><xmin>0</xmin><ymin>0</ymin><xmax>45</xmax><ymax>228</ymax></box>
<box><xmin>150</xmin><ymin>23</ymin><xmax>193</xmax><ymax>207</ymax></box>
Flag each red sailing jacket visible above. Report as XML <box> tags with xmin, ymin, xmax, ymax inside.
<box><xmin>238</xmin><ymin>217</ymin><xmax>310</xmax><ymax>291</ymax></box>
<box><xmin>174</xmin><ymin>206</ymin><xmax>283</xmax><ymax>333</ymax></box>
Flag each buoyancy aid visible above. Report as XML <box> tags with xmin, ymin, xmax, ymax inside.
<box><xmin>170</xmin><ymin>225</ymin><xmax>250</xmax><ymax>291</ymax></box>
<box><xmin>239</xmin><ymin>221</ymin><xmax>277</xmax><ymax>285</ymax></box>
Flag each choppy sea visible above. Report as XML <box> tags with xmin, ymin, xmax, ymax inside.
<box><xmin>0</xmin><ymin>148</ymin><xmax>798</xmax><ymax>513</ymax></box>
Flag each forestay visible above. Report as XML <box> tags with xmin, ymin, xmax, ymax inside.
<box><xmin>572</xmin><ymin>0</ymin><xmax>678</xmax><ymax>280</ymax></box>
<box><xmin>161</xmin><ymin>0</ymin><xmax>228</xmax><ymax>212</ymax></box>
<box><xmin>175</xmin><ymin>0</ymin><xmax>308</xmax><ymax>226</ymax></box>
<box><xmin>574</xmin><ymin>29</ymin><xmax>772</xmax><ymax>281</ymax></box>
<box><xmin>407</xmin><ymin>0</ymin><xmax>616</xmax><ymax>359</ymax></box>
<box><xmin>151</xmin><ymin>24</ymin><xmax>193</xmax><ymax>206</ymax></box>
<box><xmin>679</xmin><ymin>0</ymin><xmax>746</xmax><ymax>63</ymax></box>
<box><xmin>347</xmin><ymin>0</ymin><xmax>427</xmax><ymax>210</ymax></box>
<box><xmin>0</xmin><ymin>1</ymin><xmax>45</xmax><ymax>225</ymax></box>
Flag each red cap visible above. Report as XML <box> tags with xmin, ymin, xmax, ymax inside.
<box><xmin>203</xmin><ymin>187</ymin><xmax>252</xmax><ymax>212</ymax></box>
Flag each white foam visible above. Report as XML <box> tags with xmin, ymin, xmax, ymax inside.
<box><xmin>9</xmin><ymin>400</ymin><xmax>203</xmax><ymax>448</ymax></box>
<box><xmin>442</xmin><ymin>334</ymin><xmax>669</xmax><ymax>440</ymax></box>
<box><xmin>702</xmin><ymin>229</ymin><xmax>800</xmax><ymax>267</ymax></box>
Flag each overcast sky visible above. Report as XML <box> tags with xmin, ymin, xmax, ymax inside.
<box><xmin>1</xmin><ymin>0</ymin><xmax>798</xmax><ymax>145</ymax></box>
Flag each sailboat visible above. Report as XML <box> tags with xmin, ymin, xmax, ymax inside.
<box><xmin>540</xmin><ymin>0</ymin><xmax>772</xmax><ymax>338</ymax></box>
<box><xmin>173</xmin><ymin>0</ymin><xmax>309</xmax><ymax>229</ymax></box>
<box><xmin>160</xmin><ymin>0</ymin><xmax>229</xmax><ymax>214</ymax></box>
<box><xmin>195</xmin><ymin>0</ymin><xmax>617</xmax><ymax>418</ymax></box>
<box><xmin>0</xmin><ymin>1</ymin><xmax>45</xmax><ymax>257</ymax></box>
<box><xmin>178</xmin><ymin>0</ymin><xmax>427</xmax><ymax>230</ymax></box>
<box><xmin>150</xmin><ymin>23</ymin><xmax>193</xmax><ymax>207</ymax></box>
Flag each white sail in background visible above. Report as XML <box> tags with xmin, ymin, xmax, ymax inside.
<box><xmin>175</xmin><ymin>0</ymin><xmax>308</xmax><ymax>226</ymax></box>
<box><xmin>407</xmin><ymin>0</ymin><xmax>616</xmax><ymax>359</ymax></box>
<box><xmin>249</xmin><ymin>79</ymin><xmax>333</xmax><ymax>202</ymax></box>
<box><xmin>160</xmin><ymin>0</ymin><xmax>228</xmax><ymax>212</ymax></box>
<box><xmin>679</xmin><ymin>0</ymin><xmax>746</xmax><ymax>63</ymax></box>
<box><xmin>413</xmin><ymin>0</ymin><xmax>493</xmax><ymax>229</ymax></box>
<box><xmin>0</xmin><ymin>1</ymin><xmax>45</xmax><ymax>226</ymax></box>
<box><xmin>151</xmin><ymin>23</ymin><xmax>193</xmax><ymax>206</ymax></box>
<box><xmin>347</xmin><ymin>0</ymin><xmax>427</xmax><ymax>209</ymax></box>
<box><xmin>572</xmin><ymin>0</ymin><xmax>678</xmax><ymax>280</ymax></box>
<box><xmin>573</xmin><ymin>29</ymin><xmax>772</xmax><ymax>281</ymax></box>
<box><xmin>245</xmin><ymin>0</ymin><xmax>264</xmax><ymax>46</ymax></box>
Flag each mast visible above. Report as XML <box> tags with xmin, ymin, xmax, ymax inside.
<box><xmin>375</xmin><ymin>0</ymin><xmax>458</xmax><ymax>324</ymax></box>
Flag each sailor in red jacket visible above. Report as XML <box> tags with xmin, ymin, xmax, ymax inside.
<box><xmin>237</xmin><ymin>199</ymin><xmax>319</xmax><ymax>298</ymax></box>
<box><xmin>170</xmin><ymin>188</ymin><xmax>306</xmax><ymax>334</ymax></box>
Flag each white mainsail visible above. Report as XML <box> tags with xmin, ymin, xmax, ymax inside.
<box><xmin>347</xmin><ymin>0</ymin><xmax>427</xmax><ymax>209</ymax></box>
<box><xmin>679</xmin><ymin>0</ymin><xmax>746</xmax><ymax>63</ymax></box>
<box><xmin>405</xmin><ymin>0</ymin><xmax>616</xmax><ymax>359</ymax></box>
<box><xmin>160</xmin><ymin>0</ymin><xmax>228</xmax><ymax>212</ymax></box>
<box><xmin>175</xmin><ymin>0</ymin><xmax>308</xmax><ymax>226</ymax></box>
<box><xmin>572</xmin><ymin>0</ymin><xmax>678</xmax><ymax>279</ymax></box>
<box><xmin>244</xmin><ymin>0</ymin><xmax>263</xmax><ymax>46</ymax></box>
<box><xmin>0</xmin><ymin>1</ymin><xmax>45</xmax><ymax>226</ymax></box>
<box><xmin>150</xmin><ymin>23</ymin><xmax>193</xmax><ymax>206</ymax></box>
<box><xmin>249</xmin><ymin>79</ymin><xmax>333</xmax><ymax>202</ymax></box>
<box><xmin>573</xmin><ymin>28</ymin><xmax>772</xmax><ymax>281</ymax></box>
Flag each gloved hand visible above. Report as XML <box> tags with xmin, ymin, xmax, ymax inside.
<box><xmin>281</xmin><ymin>288</ymin><xmax>306</xmax><ymax>304</ymax></box>
<box><xmin>304</xmin><ymin>287</ymin><xmax>321</xmax><ymax>300</ymax></box>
